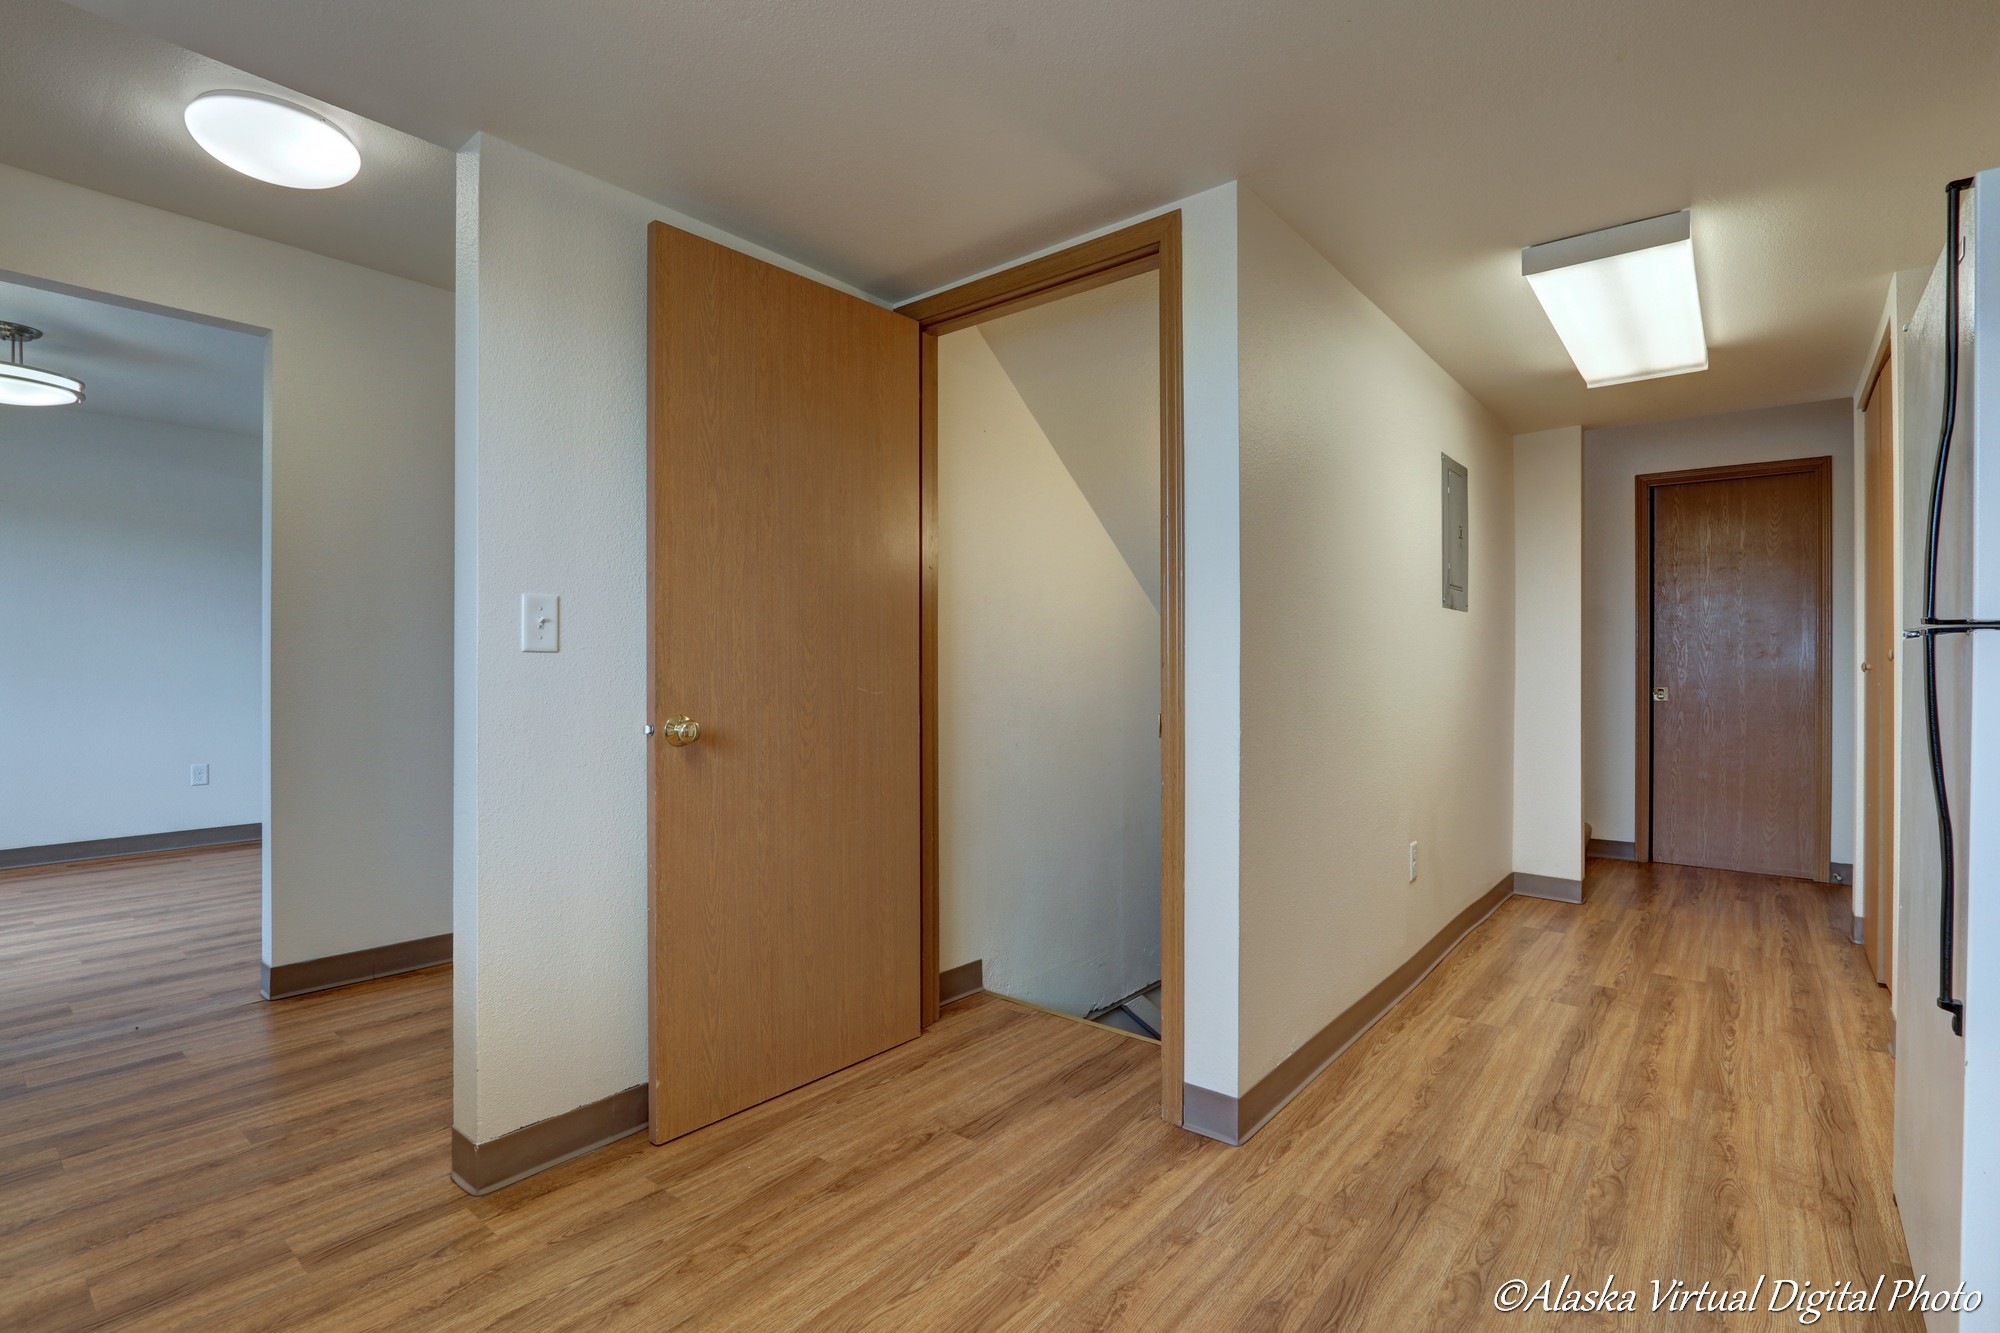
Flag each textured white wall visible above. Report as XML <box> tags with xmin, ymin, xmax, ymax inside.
<box><xmin>1234</xmin><ymin>187</ymin><xmax>1515</xmax><ymax>1094</ymax></box>
<box><xmin>1582</xmin><ymin>400</ymin><xmax>1856</xmax><ymax>861</ymax></box>
<box><xmin>937</xmin><ymin>326</ymin><xmax>1161</xmax><ymax>1015</ymax></box>
<box><xmin>0</xmin><ymin>162</ymin><xmax>454</xmax><ymax>969</ymax></box>
<box><xmin>0</xmin><ymin>411</ymin><xmax>261</xmax><ymax>848</ymax></box>
<box><xmin>1512</xmin><ymin>426</ymin><xmax>1584</xmax><ymax>881</ymax></box>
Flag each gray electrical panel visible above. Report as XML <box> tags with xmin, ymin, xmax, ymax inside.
<box><xmin>1441</xmin><ymin>454</ymin><xmax>1468</xmax><ymax>611</ymax></box>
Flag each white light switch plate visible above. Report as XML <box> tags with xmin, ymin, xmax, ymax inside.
<box><xmin>521</xmin><ymin>593</ymin><xmax>559</xmax><ymax>652</ymax></box>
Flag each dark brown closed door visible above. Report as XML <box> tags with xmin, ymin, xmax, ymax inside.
<box><xmin>647</xmin><ymin>221</ymin><xmax>921</xmax><ymax>1144</ymax></box>
<box><xmin>1649</xmin><ymin>464</ymin><xmax>1830</xmax><ymax>880</ymax></box>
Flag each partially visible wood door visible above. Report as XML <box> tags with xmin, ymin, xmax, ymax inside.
<box><xmin>647</xmin><ymin>222</ymin><xmax>921</xmax><ymax>1144</ymax></box>
<box><xmin>1862</xmin><ymin>364</ymin><xmax>1897</xmax><ymax>984</ymax></box>
<box><xmin>1646</xmin><ymin>459</ymin><xmax>1831</xmax><ymax>881</ymax></box>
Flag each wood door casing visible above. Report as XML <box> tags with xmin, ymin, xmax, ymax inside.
<box><xmin>1643</xmin><ymin>458</ymin><xmax>1832</xmax><ymax>881</ymax></box>
<box><xmin>1862</xmin><ymin>364</ymin><xmax>1897</xmax><ymax>984</ymax></box>
<box><xmin>647</xmin><ymin>222</ymin><xmax>921</xmax><ymax>1144</ymax></box>
<box><xmin>895</xmin><ymin>213</ymin><xmax>1186</xmax><ymax>1126</ymax></box>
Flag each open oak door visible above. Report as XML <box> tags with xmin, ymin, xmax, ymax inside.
<box><xmin>647</xmin><ymin>222</ymin><xmax>921</xmax><ymax>1144</ymax></box>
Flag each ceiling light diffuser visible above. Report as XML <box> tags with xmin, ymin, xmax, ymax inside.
<box><xmin>184</xmin><ymin>91</ymin><xmax>360</xmax><ymax>190</ymax></box>
<box><xmin>0</xmin><ymin>322</ymin><xmax>84</xmax><ymax>408</ymax></box>
<box><xmin>1522</xmin><ymin>211</ymin><xmax>1707</xmax><ymax>388</ymax></box>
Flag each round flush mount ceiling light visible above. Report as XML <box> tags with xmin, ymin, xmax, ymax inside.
<box><xmin>0</xmin><ymin>323</ymin><xmax>85</xmax><ymax>408</ymax></box>
<box><xmin>184</xmin><ymin>91</ymin><xmax>360</xmax><ymax>189</ymax></box>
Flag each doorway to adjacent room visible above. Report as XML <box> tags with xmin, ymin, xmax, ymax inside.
<box><xmin>1635</xmin><ymin>455</ymin><xmax>1834</xmax><ymax>881</ymax></box>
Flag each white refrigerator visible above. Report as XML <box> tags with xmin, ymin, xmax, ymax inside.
<box><xmin>1895</xmin><ymin>167</ymin><xmax>2000</xmax><ymax>1332</ymax></box>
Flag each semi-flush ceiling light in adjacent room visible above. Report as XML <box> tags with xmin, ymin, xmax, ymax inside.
<box><xmin>184</xmin><ymin>91</ymin><xmax>360</xmax><ymax>189</ymax></box>
<box><xmin>1522</xmin><ymin>210</ymin><xmax>1707</xmax><ymax>388</ymax></box>
<box><xmin>0</xmin><ymin>322</ymin><xmax>84</xmax><ymax>407</ymax></box>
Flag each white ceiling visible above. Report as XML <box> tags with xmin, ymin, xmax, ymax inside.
<box><xmin>0</xmin><ymin>0</ymin><xmax>453</xmax><ymax>289</ymax></box>
<box><xmin>0</xmin><ymin>277</ymin><xmax>264</xmax><ymax>436</ymax></box>
<box><xmin>36</xmin><ymin>0</ymin><xmax>2000</xmax><ymax>428</ymax></box>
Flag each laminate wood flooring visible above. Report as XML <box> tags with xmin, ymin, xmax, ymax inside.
<box><xmin>0</xmin><ymin>849</ymin><xmax>1916</xmax><ymax>1329</ymax></box>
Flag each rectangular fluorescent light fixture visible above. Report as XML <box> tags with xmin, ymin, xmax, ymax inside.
<box><xmin>1522</xmin><ymin>210</ymin><xmax>1707</xmax><ymax>388</ymax></box>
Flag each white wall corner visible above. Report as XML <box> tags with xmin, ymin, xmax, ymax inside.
<box><xmin>452</xmin><ymin>137</ymin><xmax>484</xmax><ymax>1136</ymax></box>
<box><xmin>1849</xmin><ymin>381</ymin><xmax>1868</xmax><ymax>917</ymax></box>
<box><xmin>1513</xmin><ymin>426</ymin><xmax>1585</xmax><ymax>882</ymax></box>
<box><xmin>1180</xmin><ymin>181</ymin><xmax>1244</xmax><ymax>1098</ymax></box>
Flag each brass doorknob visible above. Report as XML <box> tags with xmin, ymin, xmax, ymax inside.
<box><xmin>662</xmin><ymin>716</ymin><xmax>701</xmax><ymax>747</ymax></box>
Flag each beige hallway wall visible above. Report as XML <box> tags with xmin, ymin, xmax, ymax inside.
<box><xmin>1235</xmin><ymin>187</ymin><xmax>1516</xmax><ymax>1097</ymax></box>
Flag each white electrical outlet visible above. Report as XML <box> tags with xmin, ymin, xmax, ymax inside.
<box><xmin>1407</xmin><ymin>841</ymin><xmax>1418</xmax><ymax>882</ymax></box>
<box><xmin>190</xmin><ymin>763</ymin><xmax>210</xmax><ymax>787</ymax></box>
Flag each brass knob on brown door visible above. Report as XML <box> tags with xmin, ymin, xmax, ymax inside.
<box><xmin>662</xmin><ymin>716</ymin><xmax>701</xmax><ymax>746</ymax></box>
<box><xmin>1861</xmin><ymin>661</ymin><xmax>1872</xmax><ymax>672</ymax></box>
<box><xmin>1651</xmin><ymin>686</ymin><xmax>1670</xmax><ymax>702</ymax></box>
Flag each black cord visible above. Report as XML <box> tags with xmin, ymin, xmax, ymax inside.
<box><xmin>1920</xmin><ymin>630</ymin><xmax>1962</xmax><ymax>1034</ymax></box>
<box><xmin>1917</xmin><ymin>176</ymin><xmax>1977</xmax><ymax>1037</ymax></box>
<box><xmin>1923</xmin><ymin>182</ymin><xmax>1969</xmax><ymax>624</ymax></box>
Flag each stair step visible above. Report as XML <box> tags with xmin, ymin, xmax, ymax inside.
<box><xmin>1094</xmin><ymin>1007</ymin><xmax>1155</xmax><ymax>1038</ymax></box>
<box><xmin>1121</xmin><ymin>995</ymin><xmax>1162</xmax><ymax>1038</ymax></box>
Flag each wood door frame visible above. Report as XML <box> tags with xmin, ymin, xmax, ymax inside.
<box><xmin>1634</xmin><ymin>455</ymin><xmax>1835</xmax><ymax>878</ymax></box>
<box><xmin>1859</xmin><ymin>344</ymin><xmax>1897</xmax><ymax>981</ymax></box>
<box><xmin>894</xmin><ymin>213</ymin><xmax>1187</xmax><ymax>1126</ymax></box>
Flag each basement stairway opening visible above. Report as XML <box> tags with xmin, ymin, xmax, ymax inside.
<box><xmin>1088</xmin><ymin>983</ymin><xmax>1163</xmax><ymax>1039</ymax></box>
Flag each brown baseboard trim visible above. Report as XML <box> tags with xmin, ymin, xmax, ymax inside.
<box><xmin>939</xmin><ymin>959</ymin><xmax>984</xmax><ymax>1005</ymax></box>
<box><xmin>1586</xmin><ymin>838</ymin><xmax>1636</xmax><ymax>861</ymax></box>
<box><xmin>0</xmin><ymin>823</ymin><xmax>262</xmax><ymax>871</ymax></box>
<box><xmin>452</xmin><ymin>1083</ymin><xmax>649</xmax><ymax>1196</ymax></box>
<box><xmin>1182</xmin><ymin>873</ymin><xmax>1516</xmax><ymax>1146</ymax></box>
<box><xmin>262</xmin><ymin>932</ymin><xmax>452</xmax><ymax>1000</ymax></box>
<box><xmin>1512</xmin><ymin>871</ymin><xmax>1584</xmax><ymax>904</ymax></box>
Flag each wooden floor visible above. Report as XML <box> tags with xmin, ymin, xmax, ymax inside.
<box><xmin>0</xmin><ymin>848</ymin><xmax>1916</xmax><ymax>1330</ymax></box>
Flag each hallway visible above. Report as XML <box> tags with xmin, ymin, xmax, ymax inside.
<box><xmin>0</xmin><ymin>849</ymin><xmax>1915</xmax><ymax>1329</ymax></box>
